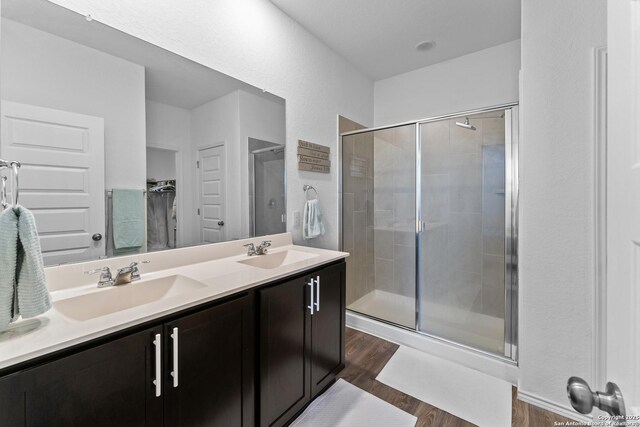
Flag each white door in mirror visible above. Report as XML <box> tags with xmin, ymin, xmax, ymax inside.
<box><xmin>1</xmin><ymin>101</ymin><xmax>105</xmax><ymax>265</ymax></box>
<box><xmin>198</xmin><ymin>144</ymin><xmax>226</xmax><ymax>243</ymax></box>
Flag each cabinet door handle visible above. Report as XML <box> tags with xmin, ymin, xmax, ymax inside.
<box><xmin>307</xmin><ymin>278</ymin><xmax>315</xmax><ymax>315</ymax></box>
<box><xmin>152</xmin><ymin>333</ymin><xmax>162</xmax><ymax>397</ymax></box>
<box><xmin>314</xmin><ymin>275</ymin><xmax>320</xmax><ymax>312</ymax></box>
<box><xmin>171</xmin><ymin>327</ymin><xmax>179</xmax><ymax>388</ymax></box>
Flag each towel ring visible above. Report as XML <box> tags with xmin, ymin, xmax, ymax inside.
<box><xmin>1</xmin><ymin>176</ymin><xmax>7</xmax><ymax>209</ymax></box>
<box><xmin>11</xmin><ymin>161</ymin><xmax>19</xmax><ymax>206</ymax></box>
<box><xmin>303</xmin><ymin>184</ymin><xmax>318</xmax><ymax>201</ymax></box>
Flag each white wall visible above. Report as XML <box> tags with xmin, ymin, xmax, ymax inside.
<box><xmin>239</xmin><ymin>90</ymin><xmax>286</xmax><ymax>237</ymax></box>
<box><xmin>146</xmin><ymin>148</ymin><xmax>176</xmax><ymax>181</ymax></box>
<box><xmin>374</xmin><ymin>40</ymin><xmax>520</xmax><ymax>126</ymax></box>
<box><xmin>518</xmin><ymin>0</ymin><xmax>605</xmax><ymax>413</ymax></box>
<box><xmin>51</xmin><ymin>0</ymin><xmax>375</xmax><ymax>250</ymax></box>
<box><xmin>190</xmin><ymin>92</ymin><xmax>241</xmax><ymax>243</ymax></box>
<box><xmin>1</xmin><ymin>18</ymin><xmax>146</xmax><ymax>191</ymax></box>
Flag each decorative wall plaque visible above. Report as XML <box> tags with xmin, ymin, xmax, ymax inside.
<box><xmin>297</xmin><ymin>140</ymin><xmax>330</xmax><ymax>173</ymax></box>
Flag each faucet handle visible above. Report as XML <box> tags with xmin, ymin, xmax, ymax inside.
<box><xmin>257</xmin><ymin>240</ymin><xmax>272</xmax><ymax>255</ymax></box>
<box><xmin>129</xmin><ymin>260</ymin><xmax>150</xmax><ymax>268</ymax></box>
<box><xmin>85</xmin><ymin>266</ymin><xmax>112</xmax><ymax>277</ymax></box>
<box><xmin>243</xmin><ymin>243</ymin><xmax>257</xmax><ymax>256</ymax></box>
<box><xmin>85</xmin><ymin>266</ymin><xmax>113</xmax><ymax>287</ymax></box>
<box><xmin>129</xmin><ymin>260</ymin><xmax>150</xmax><ymax>281</ymax></box>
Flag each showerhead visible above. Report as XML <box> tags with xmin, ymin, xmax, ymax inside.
<box><xmin>455</xmin><ymin>117</ymin><xmax>476</xmax><ymax>130</ymax></box>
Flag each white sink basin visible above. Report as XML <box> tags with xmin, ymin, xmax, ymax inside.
<box><xmin>238</xmin><ymin>249</ymin><xmax>318</xmax><ymax>269</ymax></box>
<box><xmin>55</xmin><ymin>275</ymin><xmax>207</xmax><ymax>321</ymax></box>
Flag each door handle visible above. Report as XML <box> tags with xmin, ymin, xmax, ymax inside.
<box><xmin>92</xmin><ymin>233</ymin><xmax>102</xmax><ymax>241</ymax></box>
<box><xmin>307</xmin><ymin>278</ymin><xmax>315</xmax><ymax>315</ymax></box>
<box><xmin>171</xmin><ymin>327</ymin><xmax>179</xmax><ymax>388</ymax></box>
<box><xmin>218</xmin><ymin>220</ymin><xmax>225</xmax><ymax>226</ymax></box>
<box><xmin>152</xmin><ymin>333</ymin><xmax>162</xmax><ymax>397</ymax></box>
<box><xmin>567</xmin><ymin>376</ymin><xmax>626</xmax><ymax>417</ymax></box>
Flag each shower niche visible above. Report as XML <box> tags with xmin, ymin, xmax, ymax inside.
<box><xmin>341</xmin><ymin>106</ymin><xmax>518</xmax><ymax>360</ymax></box>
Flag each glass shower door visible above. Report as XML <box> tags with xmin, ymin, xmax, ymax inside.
<box><xmin>418</xmin><ymin>111</ymin><xmax>508</xmax><ymax>356</ymax></box>
<box><xmin>343</xmin><ymin>124</ymin><xmax>416</xmax><ymax>328</ymax></box>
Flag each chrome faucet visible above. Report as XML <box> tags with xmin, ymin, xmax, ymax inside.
<box><xmin>85</xmin><ymin>261</ymin><xmax>149</xmax><ymax>288</ymax></box>
<box><xmin>114</xmin><ymin>261</ymin><xmax>150</xmax><ymax>285</ymax></box>
<box><xmin>243</xmin><ymin>240</ymin><xmax>272</xmax><ymax>256</ymax></box>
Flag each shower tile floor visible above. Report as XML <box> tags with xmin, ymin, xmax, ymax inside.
<box><xmin>348</xmin><ymin>290</ymin><xmax>415</xmax><ymax>328</ymax></box>
<box><xmin>348</xmin><ymin>289</ymin><xmax>505</xmax><ymax>355</ymax></box>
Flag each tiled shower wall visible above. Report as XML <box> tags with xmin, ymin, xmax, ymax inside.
<box><xmin>421</xmin><ymin>115</ymin><xmax>506</xmax><ymax>321</ymax></box>
<box><xmin>372</xmin><ymin>125</ymin><xmax>416</xmax><ymax>299</ymax></box>
<box><xmin>341</xmin><ymin>119</ymin><xmax>375</xmax><ymax>306</ymax></box>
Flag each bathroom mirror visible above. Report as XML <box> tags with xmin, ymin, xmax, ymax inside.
<box><xmin>0</xmin><ymin>0</ymin><xmax>287</xmax><ymax>266</ymax></box>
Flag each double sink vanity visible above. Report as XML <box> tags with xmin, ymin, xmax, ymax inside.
<box><xmin>0</xmin><ymin>233</ymin><xmax>348</xmax><ymax>427</ymax></box>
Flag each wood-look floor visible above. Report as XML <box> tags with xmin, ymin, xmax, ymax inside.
<box><xmin>338</xmin><ymin>327</ymin><xmax>575</xmax><ymax>427</ymax></box>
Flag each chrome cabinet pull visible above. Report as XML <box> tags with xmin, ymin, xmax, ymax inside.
<box><xmin>171</xmin><ymin>327</ymin><xmax>179</xmax><ymax>388</ymax></box>
<box><xmin>307</xmin><ymin>278</ymin><xmax>315</xmax><ymax>315</ymax></box>
<box><xmin>152</xmin><ymin>333</ymin><xmax>161</xmax><ymax>397</ymax></box>
<box><xmin>314</xmin><ymin>275</ymin><xmax>320</xmax><ymax>312</ymax></box>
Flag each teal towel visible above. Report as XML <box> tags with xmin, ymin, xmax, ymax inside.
<box><xmin>0</xmin><ymin>206</ymin><xmax>51</xmax><ymax>330</ymax></box>
<box><xmin>112</xmin><ymin>189</ymin><xmax>145</xmax><ymax>250</ymax></box>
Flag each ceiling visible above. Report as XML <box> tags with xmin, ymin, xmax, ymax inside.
<box><xmin>270</xmin><ymin>0</ymin><xmax>521</xmax><ymax>81</ymax></box>
<box><xmin>3</xmin><ymin>0</ymin><xmax>284</xmax><ymax>110</ymax></box>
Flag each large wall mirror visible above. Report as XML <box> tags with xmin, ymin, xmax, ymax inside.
<box><xmin>0</xmin><ymin>0</ymin><xmax>287</xmax><ymax>266</ymax></box>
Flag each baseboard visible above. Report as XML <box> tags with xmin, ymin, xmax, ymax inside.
<box><xmin>517</xmin><ymin>390</ymin><xmax>592</xmax><ymax>424</ymax></box>
<box><xmin>346</xmin><ymin>311</ymin><xmax>518</xmax><ymax>384</ymax></box>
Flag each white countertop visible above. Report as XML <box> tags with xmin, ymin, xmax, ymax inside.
<box><xmin>0</xmin><ymin>233</ymin><xmax>348</xmax><ymax>371</ymax></box>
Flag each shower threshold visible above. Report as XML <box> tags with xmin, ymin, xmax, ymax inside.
<box><xmin>348</xmin><ymin>290</ymin><xmax>505</xmax><ymax>356</ymax></box>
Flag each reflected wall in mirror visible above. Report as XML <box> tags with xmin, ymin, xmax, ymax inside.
<box><xmin>0</xmin><ymin>0</ymin><xmax>287</xmax><ymax>266</ymax></box>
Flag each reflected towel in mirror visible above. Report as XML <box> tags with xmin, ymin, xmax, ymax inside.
<box><xmin>112</xmin><ymin>189</ymin><xmax>145</xmax><ymax>250</ymax></box>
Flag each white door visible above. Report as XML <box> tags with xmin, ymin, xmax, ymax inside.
<box><xmin>605</xmin><ymin>0</ymin><xmax>640</xmax><ymax>416</ymax></box>
<box><xmin>1</xmin><ymin>101</ymin><xmax>105</xmax><ymax>265</ymax></box>
<box><xmin>198</xmin><ymin>145</ymin><xmax>226</xmax><ymax>243</ymax></box>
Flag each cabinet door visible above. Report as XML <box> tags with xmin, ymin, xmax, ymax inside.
<box><xmin>18</xmin><ymin>327</ymin><xmax>163</xmax><ymax>427</ymax></box>
<box><xmin>310</xmin><ymin>262</ymin><xmax>346</xmax><ymax>396</ymax></box>
<box><xmin>259</xmin><ymin>277</ymin><xmax>311</xmax><ymax>427</ymax></box>
<box><xmin>164</xmin><ymin>294</ymin><xmax>254</xmax><ymax>427</ymax></box>
<box><xmin>0</xmin><ymin>372</ymin><xmax>25</xmax><ymax>426</ymax></box>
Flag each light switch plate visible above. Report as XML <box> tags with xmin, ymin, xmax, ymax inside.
<box><xmin>293</xmin><ymin>211</ymin><xmax>301</xmax><ymax>228</ymax></box>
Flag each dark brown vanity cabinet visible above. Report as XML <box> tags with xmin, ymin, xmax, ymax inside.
<box><xmin>0</xmin><ymin>260</ymin><xmax>345</xmax><ymax>427</ymax></box>
<box><xmin>163</xmin><ymin>294</ymin><xmax>254</xmax><ymax>427</ymax></box>
<box><xmin>258</xmin><ymin>262</ymin><xmax>346</xmax><ymax>427</ymax></box>
<box><xmin>0</xmin><ymin>326</ymin><xmax>164</xmax><ymax>427</ymax></box>
<box><xmin>0</xmin><ymin>294</ymin><xmax>254</xmax><ymax>427</ymax></box>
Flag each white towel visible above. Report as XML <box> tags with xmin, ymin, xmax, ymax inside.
<box><xmin>303</xmin><ymin>199</ymin><xmax>325</xmax><ymax>240</ymax></box>
<box><xmin>0</xmin><ymin>206</ymin><xmax>51</xmax><ymax>330</ymax></box>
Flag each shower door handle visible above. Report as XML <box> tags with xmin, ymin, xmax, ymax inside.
<box><xmin>218</xmin><ymin>220</ymin><xmax>224</xmax><ymax>226</ymax></box>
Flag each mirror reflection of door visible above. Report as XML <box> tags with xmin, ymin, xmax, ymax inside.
<box><xmin>0</xmin><ymin>101</ymin><xmax>105</xmax><ymax>265</ymax></box>
<box><xmin>248</xmin><ymin>138</ymin><xmax>286</xmax><ymax>237</ymax></box>
<box><xmin>198</xmin><ymin>144</ymin><xmax>226</xmax><ymax>244</ymax></box>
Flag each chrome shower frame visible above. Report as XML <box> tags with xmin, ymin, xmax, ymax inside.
<box><xmin>339</xmin><ymin>102</ymin><xmax>519</xmax><ymax>362</ymax></box>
